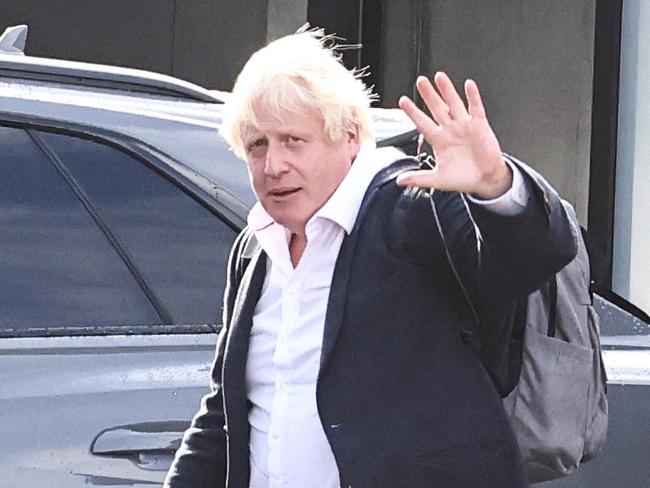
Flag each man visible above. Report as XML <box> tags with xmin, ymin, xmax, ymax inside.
<box><xmin>165</xmin><ymin>30</ymin><xmax>576</xmax><ymax>488</ymax></box>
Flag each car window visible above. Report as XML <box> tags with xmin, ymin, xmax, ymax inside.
<box><xmin>0</xmin><ymin>126</ymin><xmax>160</xmax><ymax>330</ymax></box>
<box><xmin>38</xmin><ymin>130</ymin><xmax>237</xmax><ymax>326</ymax></box>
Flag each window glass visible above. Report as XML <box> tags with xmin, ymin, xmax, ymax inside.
<box><xmin>39</xmin><ymin>131</ymin><xmax>237</xmax><ymax>325</ymax></box>
<box><xmin>0</xmin><ymin>126</ymin><xmax>160</xmax><ymax>329</ymax></box>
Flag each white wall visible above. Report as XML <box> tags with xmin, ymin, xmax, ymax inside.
<box><xmin>614</xmin><ymin>0</ymin><xmax>650</xmax><ymax>313</ymax></box>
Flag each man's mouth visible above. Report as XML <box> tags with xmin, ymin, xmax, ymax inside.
<box><xmin>268</xmin><ymin>187</ymin><xmax>301</xmax><ymax>200</ymax></box>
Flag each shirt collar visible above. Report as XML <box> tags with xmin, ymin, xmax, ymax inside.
<box><xmin>247</xmin><ymin>144</ymin><xmax>406</xmax><ymax>235</ymax></box>
<box><xmin>314</xmin><ymin>144</ymin><xmax>405</xmax><ymax>234</ymax></box>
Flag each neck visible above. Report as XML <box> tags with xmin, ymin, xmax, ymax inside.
<box><xmin>289</xmin><ymin>233</ymin><xmax>307</xmax><ymax>268</ymax></box>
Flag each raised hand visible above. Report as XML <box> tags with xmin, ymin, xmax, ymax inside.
<box><xmin>396</xmin><ymin>72</ymin><xmax>512</xmax><ymax>199</ymax></box>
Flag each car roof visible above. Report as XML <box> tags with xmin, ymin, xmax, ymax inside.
<box><xmin>0</xmin><ymin>30</ymin><xmax>416</xmax><ymax>208</ymax></box>
<box><xmin>0</xmin><ymin>25</ymin><xmax>221</xmax><ymax>102</ymax></box>
<box><xmin>0</xmin><ymin>52</ymin><xmax>223</xmax><ymax>102</ymax></box>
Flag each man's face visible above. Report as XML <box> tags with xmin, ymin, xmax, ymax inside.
<box><xmin>243</xmin><ymin>103</ymin><xmax>360</xmax><ymax>236</ymax></box>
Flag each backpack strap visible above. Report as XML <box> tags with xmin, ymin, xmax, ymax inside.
<box><xmin>547</xmin><ymin>276</ymin><xmax>558</xmax><ymax>338</ymax></box>
<box><xmin>358</xmin><ymin>157</ymin><xmax>421</xmax><ymax>211</ymax></box>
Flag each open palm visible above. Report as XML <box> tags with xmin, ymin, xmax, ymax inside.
<box><xmin>397</xmin><ymin>73</ymin><xmax>511</xmax><ymax>199</ymax></box>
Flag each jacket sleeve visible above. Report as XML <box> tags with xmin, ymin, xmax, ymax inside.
<box><xmin>163</xmin><ymin>228</ymin><xmax>251</xmax><ymax>488</ymax></box>
<box><xmin>467</xmin><ymin>155</ymin><xmax>578</xmax><ymax>298</ymax></box>
<box><xmin>406</xmin><ymin>155</ymin><xmax>578</xmax><ymax>394</ymax></box>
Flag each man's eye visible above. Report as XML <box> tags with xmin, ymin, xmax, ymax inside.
<box><xmin>283</xmin><ymin>135</ymin><xmax>303</xmax><ymax>145</ymax></box>
<box><xmin>247</xmin><ymin>139</ymin><xmax>267</xmax><ymax>152</ymax></box>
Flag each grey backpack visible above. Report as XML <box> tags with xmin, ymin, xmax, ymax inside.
<box><xmin>502</xmin><ymin>201</ymin><xmax>608</xmax><ymax>483</ymax></box>
<box><xmin>430</xmin><ymin>189</ymin><xmax>609</xmax><ymax>483</ymax></box>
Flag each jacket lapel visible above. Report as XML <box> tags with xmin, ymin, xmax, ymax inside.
<box><xmin>318</xmin><ymin>228</ymin><xmax>360</xmax><ymax>376</ymax></box>
<box><xmin>319</xmin><ymin>158</ymin><xmax>418</xmax><ymax>376</ymax></box>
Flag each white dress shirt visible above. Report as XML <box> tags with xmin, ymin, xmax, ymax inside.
<box><xmin>245</xmin><ymin>145</ymin><xmax>528</xmax><ymax>488</ymax></box>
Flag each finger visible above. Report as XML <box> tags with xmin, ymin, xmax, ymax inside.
<box><xmin>464</xmin><ymin>79</ymin><xmax>486</xmax><ymax>119</ymax></box>
<box><xmin>414</xmin><ymin>76</ymin><xmax>453</xmax><ymax>125</ymax></box>
<box><xmin>395</xmin><ymin>169</ymin><xmax>439</xmax><ymax>188</ymax></box>
<box><xmin>434</xmin><ymin>72</ymin><xmax>469</xmax><ymax>120</ymax></box>
<box><xmin>398</xmin><ymin>95</ymin><xmax>440</xmax><ymax>136</ymax></box>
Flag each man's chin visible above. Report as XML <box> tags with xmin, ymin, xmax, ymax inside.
<box><xmin>265</xmin><ymin>210</ymin><xmax>305</xmax><ymax>235</ymax></box>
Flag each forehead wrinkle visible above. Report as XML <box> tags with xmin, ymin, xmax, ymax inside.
<box><xmin>247</xmin><ymin>102</ymin><xmax>326</xmax><ymax>139</ymax></box>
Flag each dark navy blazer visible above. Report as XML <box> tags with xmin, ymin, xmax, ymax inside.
<box><xmin>165</xmin><ymin>157</ymin><xmax>577</xmax><ymax>488</ymax></box>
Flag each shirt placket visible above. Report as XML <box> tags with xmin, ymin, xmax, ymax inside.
<box><xmin>267</xmin><ymin>270</ymin><xmax>302</xmax><ymax>487</ymax></box>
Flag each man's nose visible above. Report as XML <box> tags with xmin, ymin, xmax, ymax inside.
<box><xmin>263</xmin><ymin>141</ymin><xmax>290</xmax><ymax>177</ymax></box>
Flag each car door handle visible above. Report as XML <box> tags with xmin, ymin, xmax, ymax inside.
<box><xmin>91</xmin><ymin>420</ymin><xmax>190</xmax><ymax>471</ymax></box>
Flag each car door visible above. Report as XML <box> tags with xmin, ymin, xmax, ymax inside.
<box><xmin>0</xmin><ymin>124</ymin><xmax>239</xmax><ymax>487</ymax></box>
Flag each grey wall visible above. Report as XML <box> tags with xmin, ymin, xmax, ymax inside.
<box><xmin>379</xmin><ymin>0</ymin><xmax>596</xmax><ymax>222</ymax></box>
<box><xmin>173</xmin><ymin>0</ymin><xmax>268</xmax><ymax>89</ymax></box>
<box><xmin>1</xmin><ymin>0</ymin><xmax>597</xmax><ymax>221</ymax></box>
<box><xmin>0</xmin><ymin>0</ymin><xmax>176</xmax><ymax>72</ymax></box>
<box><xmin>267</xmin><ymin>0</ymin><xmax>308</xmax><ymax>42</ymax></box>
<box><xmin>0</xmin><ymin>0</ymin><xmax>269</xmax><ymax>90</ymax></box>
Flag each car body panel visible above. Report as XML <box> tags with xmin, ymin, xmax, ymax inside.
<box><xmin>0</xmin><ymin>334</ymin><xmax>216</xmax><ymax>487</ymax></box>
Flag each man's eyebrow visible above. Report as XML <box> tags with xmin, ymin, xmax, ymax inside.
<box><xmin>241</xmin><ymin>127</ymin><xmax>263</xmax><ymax>140</ymax></box>
<box><xmin>244</xmin><ymin>135</ymin><xmax>268</xmax><ymax>146</ymax></box>
<box><xmin>241</xmin><ymin>125</ymin><xmax>262</xmax><ymax>139</ymax></box>
<box><xmin>278</xmin><ymin>129</ymin><xmax>311</xmax><ymax>139</ymax></box>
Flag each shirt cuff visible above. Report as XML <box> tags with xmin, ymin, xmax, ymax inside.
<box><xmin>466</xmin><ymin>159</ymin><xmax>529</xmax><ymax>216</ymax></box>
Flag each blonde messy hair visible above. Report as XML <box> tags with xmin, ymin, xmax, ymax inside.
<box><xmin>220</xmin><ymin>27</ymin><xmax>377</xmax><ymax>159</ymax></box>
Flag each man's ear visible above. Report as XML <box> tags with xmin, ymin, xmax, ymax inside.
<box><xmin>346</xmin><ymin>124</ymin><xmax>360</xmax><ymax>143</ymax></box>
<box><xmin>345</xmin><ymin>124</ymin><xmax>362</xmax><ymax>156</ymax></box>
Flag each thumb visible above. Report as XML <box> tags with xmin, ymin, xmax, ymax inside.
<box><xmin>396</xmin><ymin>169</ymin><xmax>439</xmax><ymax>188</ymax></box>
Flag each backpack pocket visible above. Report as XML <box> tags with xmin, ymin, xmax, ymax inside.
<box><xmin>503</xmin><ymin>327</ymin><xmax>592</xmax><ymax>482</ymax></box>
